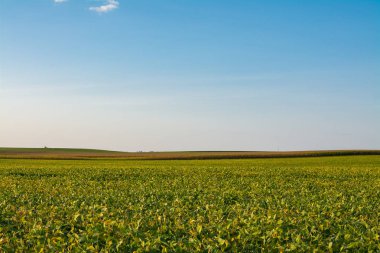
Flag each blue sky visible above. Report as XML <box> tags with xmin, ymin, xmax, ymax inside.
<box><xmin>0</xmin><ymin>0</ymin><xmax>379</xmax><ymax>151</ymax></box>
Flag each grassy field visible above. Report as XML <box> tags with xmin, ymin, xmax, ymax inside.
<box><xmin>0</xmin><ymin>155</ymin><xmax>379</xmax><ymax>252</ymax></box>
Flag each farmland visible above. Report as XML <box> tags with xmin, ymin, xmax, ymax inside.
<box><xmin>0</xmin><ymin>155</ymin><xmax>379</xmax><ymax>252</ymax></box>
<box><xmin>0</xmin><ymin>147</ymin><xmax>379</xmax><ymax>160</ymax></box>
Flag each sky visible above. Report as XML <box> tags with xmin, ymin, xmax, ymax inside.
<box><xmin>0</xmin><ymin>0</ymin><xmax>379</xmax><ymax>151</ymax></box>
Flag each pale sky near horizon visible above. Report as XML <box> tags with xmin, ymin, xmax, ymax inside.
<box><xmin>0</xmin><ymin>0</ymin><xmax>379</xmax><ymax>151</ymax></box>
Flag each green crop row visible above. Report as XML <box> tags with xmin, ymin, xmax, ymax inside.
<box><xmin>0</xmin><ymin>156</ymin><xmax>379</xmax><ymax>252</ymax></box>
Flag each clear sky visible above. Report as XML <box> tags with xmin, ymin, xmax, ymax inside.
<box><xmin>0</xmin><ymin>0</ymin><xmax>379</xmax><ymax>151</ymax></box>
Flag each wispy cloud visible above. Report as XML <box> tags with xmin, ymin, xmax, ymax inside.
<box><xmin>89</xmin><ymin>0</ymin><xmax>119</xmax><ymax>13</ymax></box>
<box><xmin>53</xmin><ymin>0</ymin><xmax>67</xmax><ymax>3</ymax></box>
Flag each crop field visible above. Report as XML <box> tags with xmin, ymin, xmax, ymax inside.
<box><xmin>1</xmin><ymin>147</ymin><xmax>379</xmax><ymax>160</ymax></box>
<box><xmin>0</xmin><ymin>155</ymin><xmax>379</xmax><ymax>252</ymax></box>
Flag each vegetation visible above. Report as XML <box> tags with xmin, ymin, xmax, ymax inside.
<box><xmin>0</xmin><ymin>147</ymin><xmax>379</xmax><ymax>160</ymax></box>
<box><xmin>0</xmin><ymin>156</ymin><xmax>379</xmax><ymax>252</ymax></box>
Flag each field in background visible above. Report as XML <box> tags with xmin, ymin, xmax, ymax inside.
<box><xmin>0</xmin><ymin>147</ymin><xmax>379</xmax><ymax>160</ymax></box>
<box><xmin>0</xmin><ymin>155</ymin><xmax>379</xmax><ymax>251</ymax></box>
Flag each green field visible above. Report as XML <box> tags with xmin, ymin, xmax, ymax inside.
<box><xmin>1</xmin><ymin>155</ymin><xmax>379</xmax><ymax>252</ymax></box>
